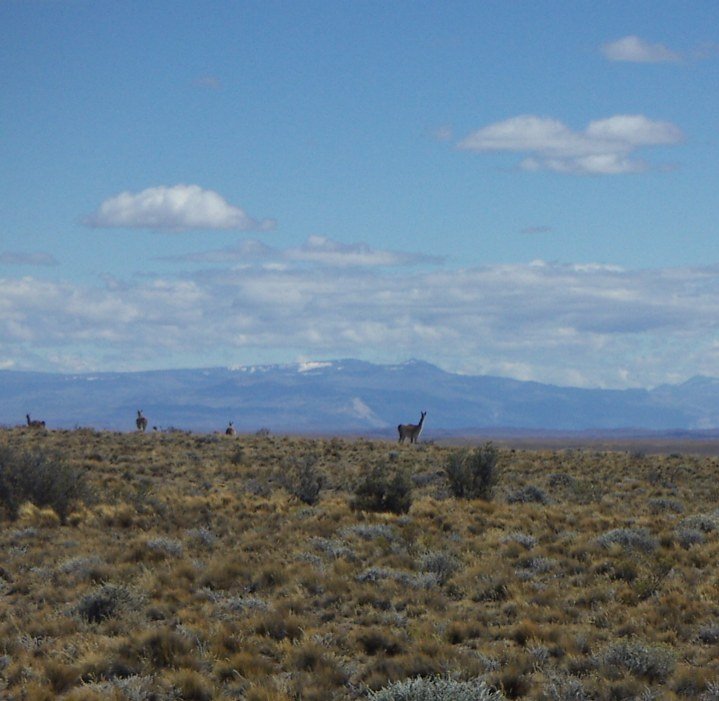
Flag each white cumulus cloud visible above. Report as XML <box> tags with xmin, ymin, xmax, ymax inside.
<box><xmin>601</xmin><ymin>35</ymin><xmax>681</xmax><ymax>63</ymax></box>
<box><xmin>458</xmin><ymin>114</ymin><xmax>683</xmax><ymax>174</ymax></box>
<box><xmin>586</xmin><ymin>115</ymin><xmax>682</xmax><ymax>146</ymax></box>
<box><xmin>85</xmin><ymin>184</ymin><xmax>276</xmax><ymax>231</ymax></box>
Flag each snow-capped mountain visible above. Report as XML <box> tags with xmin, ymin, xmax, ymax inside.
<box><xmin>1</xmin><ymin>359</ymin><xmax>718</xmax><ymax>434</ymax></box>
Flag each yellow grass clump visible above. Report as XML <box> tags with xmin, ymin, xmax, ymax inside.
<box><xmin>17</xmin><ymin>502</ymin><xmax>61</xmax><ymax>528</ymax></box>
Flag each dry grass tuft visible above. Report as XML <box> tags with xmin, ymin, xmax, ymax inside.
<box><xmin>17</xmin><ymin>502</ymin><xmax>61</xmax><ymax>528</ymax></box>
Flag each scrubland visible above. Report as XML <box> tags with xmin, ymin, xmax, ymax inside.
<box><xmin>1</xmin><ymin>427</ymin><xmax>719</xmax><ymax>700</ymax></box>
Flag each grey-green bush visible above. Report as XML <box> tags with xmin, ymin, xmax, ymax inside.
<box><xmin>445</xmin><ymin>443</ymin><xmax>499</xmax><ymax>500</ymax></box>
<box><xmin>368</xmin><ymin>675</ymin><xmax>505</xmax><ymax>701</ymax></box>
<box><xmin>697</xmin><ymin>622</ymin><xmax>719</xmax><ymax>644</ymax></box>
<box><xmin>419</xmin><ymin>550</ymin><xmax>461</xmax><ymax>585</ymax></box>
<box><xmin>600</xmin><ymin>640</ymin><xmax>675</xmax><ymax>683</ymax></box>
<box><xmin>596</xmin><ymin>527</ymin><xmax>658</xmax><ymax>553</ymax></box>
<box><xmin>507</xmin><ymin>484</ymin><xmax>549</xmax><ymax>504</ymax></box>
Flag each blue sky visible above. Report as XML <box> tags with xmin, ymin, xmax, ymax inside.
<box><xmin>1</xmin><ymin>1</ymin><xmax>718</xmax><ymax>388</ymax></box>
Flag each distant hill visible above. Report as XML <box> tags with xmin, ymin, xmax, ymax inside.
<box><xmin>2</xmin><ymin>359</ymin><xmax>719</xmax><ymax>434</ymax></box>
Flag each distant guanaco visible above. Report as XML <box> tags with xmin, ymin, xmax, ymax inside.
<box><xmin>398</xmin><ymin>411</ymin><xmax>426</xmax><ymax>444</ymax></box>
<box><xmin>26</xmin><ymin>414</ymin><xmax>46</xmax><ymax>429</ymax></box>
<box><xmin>136</xmin><ymin>410</ymin><xmax>148</xmax><ymax>433</ymax></box>
<box><xmin>225</xmin><ymin>421</ymin><xmax>236</xmax><ymax>436</ymax></box>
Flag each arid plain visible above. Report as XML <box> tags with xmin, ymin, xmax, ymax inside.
<box><xmin>1</xmin><ymin>427</ymin><xmax>719</xmax><ymax>700</ymax></box>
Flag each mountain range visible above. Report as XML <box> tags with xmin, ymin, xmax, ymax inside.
<box><xmin>2</xmin><ymin>359</ymin><xmax>719</xmax><ymax>435</ymax></box>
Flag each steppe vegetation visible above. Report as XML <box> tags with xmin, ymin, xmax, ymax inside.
<box><xmin>1</xmin><ymin>427</ymin><xmax>719</xmax><ymax>700</ymax></box>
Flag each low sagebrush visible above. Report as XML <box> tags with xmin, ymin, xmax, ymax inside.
<box><xmin>146</xmin><ymin>536</ymin><xmax>184</xmax><ymax>558</ymax></box>
<box><xmin>596</xmin><ymin>527</ymin><xmax>658</xmax><ymax>553</ymax></box>
<box><xmin>507</xmin><ymin>484</ymin><xmax>549</xmax><ymax>504</ymax></box>
<box><xmin>676</xmin><ymin>526</ymin><xmax>705</xmax><ymax>549</ymax></box>
<box><xmin>368</xmin><ymin>675</ymin><xmax>505</xmax><ymax>701</ymax></box>
<box><xmin>418</xmin><ymin>550</ymin><xmax>461</xmax><ymax>586</ymax></box>
<box><xmin>697</xmin><ymin>622</ymin><xmax>719</xmax><ymax>645</ymax></box>
<box><xmin>600</xmin><ymin>639</ymin><xmax>676</xmax><ymax>683</ymax></box>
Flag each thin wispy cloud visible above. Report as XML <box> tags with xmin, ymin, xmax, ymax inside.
<box><xmin>159</xmin><ymin>236</ymin><xmax>443</xmax><ymax>268</ymax></box>
<box><xmin>692</xmin><ymin>41</ymin><xmax>719</xmax><ymax>60</ymax></box>
<box><xmin>433</xmin><ymin>125</ymin><xmax>453</xmax><ymax>142</ymax></box>
<box><xmin>193</xmin><ymin>75</ymin><xmax>222</xmax><ymax>90</ymax></box>
<box><xmin>287</xmin><ymin>236</ymin><xmax>443</xmax><ymax>267</ymax></box>
<box><xmin>158</xmin><ymin>239</ymin><xmax>277</xmax><ymax>264</ymax></box>
<box><xmin>0</xmin><ymin>251</ymin><xmax>58</xmax><ymax>266</ymax></box>
<box><xmin>84</xmin><ymin>185</ymin><xmax>276</xmax><ymax>232</ymax></box>
<box><xmin>520</xmin><ymin>226</ymin><xmax>553</xmax><ymax>235</ymax></box>
<box><xmin>601</xmin><ymin>35</ymin><xmax>681</xmax><ymax>63</ymax></box>
<box><xmin>3</xmin><ymin>255</ymin><xmax>719</xmax><ymax>388</ymax></box>
<box><xmin>458</xmin><ymin>114</ymin><xmax>683</xmax><ymax>174</ymax></box>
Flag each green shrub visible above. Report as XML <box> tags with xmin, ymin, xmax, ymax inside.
<box><xmin>445</xmin><ymin>443</ymin><xmax>499</xmax><ymax>500</ymax></box>
<box><xmin>351</xmin><ymin>462</ymin><xmax>412</xmax><ymax>515</ymax></box>
<box><xmin>77</xmin><ymin>584</ymin><xmax>134</xmax><ymax>623</ymax></box>
<box><xmin>0</xmin><ymin>445</ymin><xmax>90</xmax><ymax>522</ymax></box>
<box><xmin>285</xmin><ymin>454</ymin><xmax>324</xmax><ymax>505</ymax></box>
